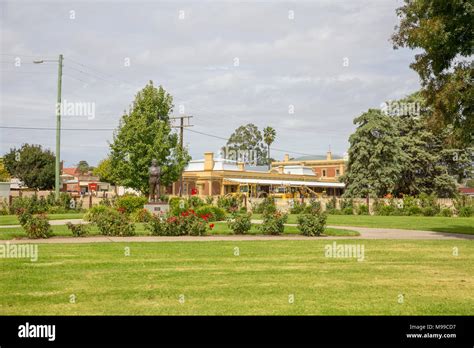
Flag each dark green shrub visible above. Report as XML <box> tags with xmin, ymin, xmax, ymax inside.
<box><xmin>84</xmin><ymin>205</ymin><xmax>109</xmax><ymax>222</ymax></box>
<box><xmin>439</xmin><ymin>208</ymin><xmax>453</xmax><ymax>217</ymax></box>
<box><xmin>228</xmin><ymin>212</ymin><xmax>252</xmax><ymax>234</ymax></box>
<box><xmin>357</xmin><ymin>204</ymin><xmax>369</xmax><ymax>215</ymax></box>
<box><xmin>297</xmin><ymin>212</ymin><xmax>327</xmax><ymax>236</ymax></box>
<box><xmin>458</xmin><ymin>206</ymin><xmax>474</xmax><ymax>217</ymax></box>
<box><xmin>419</xmin><ymin>193</ymin><xmax>440</xmax><ymax>215</ymax></box>
<box><xmin>342</xmin><ymin>207</ymin><xmax>354</xmax><ymax>215</ymax></box>
<box><xmin>205</xmin><ymin>196</ymin><xmax>214</xmax><ymax>205</ymax></box>
<box><xmin>114</xmin><ymin>194</ymin><xmax>147</xmax><ymax>215</ymax></box>
<box><xmin>259</xmin><ymin>211</ymin><xmax>287</xmax><ymax>235</ymax></box>
<box><xmin>146</xmin><ymin>215</ymin><xmax>168</xmax><ymax>236</ymax></box>
<box><xmin>406</xmin><ymin>206</ymin><xmax>423</xmax><ymax>216</ymax></box>
<box><xmin>422</xmin><ymin>206</ymin><xmax>437</xmax><ymax>216</ymax></box>
<box><xmin>66</xmin><ymin>222</ymin><xmax>89</xmax><ymax>237</ymax></box>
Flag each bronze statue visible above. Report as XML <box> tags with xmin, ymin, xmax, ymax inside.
<box><xmin>148</xmin><ymin>159</ymin><xmax>161</xmax><ymax>202</ymax></box>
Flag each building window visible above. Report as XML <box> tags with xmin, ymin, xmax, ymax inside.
<box><xmin>322</xmin><ymin>169</ymin><xmax>327</xmax><ymax>177</ymax></box>
<box><xmin>336</xmin><ymin>169</ymin><xmax>340</xmax><ymax>176</ymax></box>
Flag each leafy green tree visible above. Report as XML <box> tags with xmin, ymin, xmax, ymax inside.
<box><xmin>93</xmin><ymin>157</ymin><xmax>116</xmax><ymax>184</ymax></box>
<box><xmin>109</xmin><ymin>81</ymin><xmax>190</xmax><ymax>194</ymax></box>
<box><xmin>263</xmin><ymin>126</ymin><xmax>276</xmax><ymax>167</ymax></box>
<box><xmin>3</xmin><ymin>144</ymin><xmax>55</xmax><ymax>189</ymax></box>
<box><xmin>76</xmin><ymin>160</ymin><xmax>90</xmax><ymax>175</ymax></box>
<box><xmin>342</xmin><ymin>109</ymin><xmax>404</xmax><ymax>198</ymax></box>
<box><xmin>0</xmin><ymin>158</ymin><xmax>10</xmax><ymax>182</ymax></box>
<box><xmin>225</xmin><ymin>123</ymin><xmax>267</xmax><ymax>165</ymax></box>
<box><xmin>392</xmin><ymin>0</ymin><xmax>474</xmax><ymax>145</ymax></box>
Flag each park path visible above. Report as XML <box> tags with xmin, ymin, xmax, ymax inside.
<box><xmin>0</xmin><ymin>218</ymin><xmax>473</xmax><ymax>243</ymax></box>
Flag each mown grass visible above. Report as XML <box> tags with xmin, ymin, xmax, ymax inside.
<box><xmin>0</xmin><ymin>222</ymin><xmax>358</xmax><ymax>240</ymax></box>
<box><xmin>252</xmin><ymin>214</ymin><xmax>474</xmax><ymax>235</ymax></box>
<box><xmin>0</xmin><ymin>213</ymin><xmax>84</xmax><ymax>226</ymax></box>
<box><xmin>0</xmin><ymin>240</ymin><xmax>472</xmax><ymax>315</ymax></box>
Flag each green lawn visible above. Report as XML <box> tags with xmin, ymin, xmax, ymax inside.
<box><xmin>0</xmin><ymin>213</ymin><xmax>84</xmax><ymax>226</ymax></box>
<box><xmin>253</xmin><ymin>214</ymin><xmax>474</xmax><ymax>235</ymax></box>
<box><xmin>0</xmin><ymin>240</ymin><xmax>472</xmax><ymax>315</ymax></box>
<box><xmin>0</xmin><ymin>222</ymin><xmax>358</xmax><ymax>240</ymax></box>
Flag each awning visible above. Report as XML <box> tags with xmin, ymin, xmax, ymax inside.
<box><xmin>224</xmin><ymin>177</ymin><xmax>345</xmax><ymax>188</ymax></box>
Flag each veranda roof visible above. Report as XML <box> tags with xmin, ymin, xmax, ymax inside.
<box><xmin>223</xmin><ymin>177</ymin><xmax>345</xmax><ymax>188</ymax></box>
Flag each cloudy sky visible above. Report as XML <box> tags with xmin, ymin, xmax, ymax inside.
<box><xmin>0</xmin><ymin>0</ymin><xmax>421</xmax><ymax>166</ymax></box>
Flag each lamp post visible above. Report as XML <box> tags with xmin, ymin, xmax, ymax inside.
<box><xmin>34</xmin><ymin>54</ymin><xmax>63</xmax><ymax>200</ymax></box>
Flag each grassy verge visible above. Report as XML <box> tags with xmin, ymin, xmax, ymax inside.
<box><xmin>252</xmin><ymin>214</ymin><xmax>474</xmax><ymax>235</ymax></box>
<box><xmin>0</xmin><ymin>240</ymin><xmax>472</xmax><ymax>315</ymax></box>
<box><xmin>0</xmin><ymin>222</ymin><xmax>358</xmax><ymax>240</ymax></box>
<box><xmin>0</xmin><ymin>213</ymin><xmax>84</xmax><ymax>226</ymax></box>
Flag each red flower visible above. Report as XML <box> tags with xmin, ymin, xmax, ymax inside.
<box><xmin>117</xmin><ymin>207</ymin><xmax>126</xmax><ymax>214</ymax></box>
<box><xmin>191</xmin><ymin>188</ymin><xmax>198</xmax><ymax>195</ymax></box>
<box><xmin>209</xmin><ymin>223</ymin><xmax>215</xmax><ymax>230</ymax></box>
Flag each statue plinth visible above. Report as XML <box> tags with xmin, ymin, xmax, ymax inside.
<box><xmin>144</xmin><ymin>201</ymin><xmax>169</xmax><ymax>215</ymax></box>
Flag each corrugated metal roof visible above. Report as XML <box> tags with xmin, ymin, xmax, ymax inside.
<box><xmin>224</xmin><ymin>177</ymin><xmax>345</xmax><ymax>188</ymax></box>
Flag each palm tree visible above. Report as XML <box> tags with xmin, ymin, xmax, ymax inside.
<box><xmin>263</xmin><ymin>126</ymin><xmax>276</xmax><ymax>169</ymax></box>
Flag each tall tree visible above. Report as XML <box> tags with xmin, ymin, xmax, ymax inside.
<box><xmin>109</xmin><ymin>81</ymin><xmax>190</xmax><ymax>194</ymax></box>
<box><xmin>0</xmin><ymin>158</ymin><xmax>10</xmax><ymax>182</ymax></box>
<box><xmin>263</xmin><ymin>126</ymin><xmax>276</xmax><ymax>168</ymax></box>
<box><xmin>93</xmin><ymin>157</ymin><xmax>116</xmax><ymax>184</ymax></box>
<box><xmin>225</xmin><ymin>123</ymin><xmax>267</xmax><ymax>165</ymax></box>
<box><xmin>392</xmin><ymin>0</ymin><xmax>474</xmax><ymax>145</ymax></box>
<box><xmin>342</xmin><ymin>109</ymin><xmax>404</xmax><ymax>198</ymax></box>
<box><xmin>76</xmin><ymin>160</ymin><xmax>90</xmax><ymax>175</ymax></box>
<box><xmin>3</xmin><ymin>144</ymin><xmax>55</xmax><ymax>189</ymax></box>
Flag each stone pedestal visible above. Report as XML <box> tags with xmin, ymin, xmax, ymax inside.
<box><xmin>144</xmin><ymin>202</ymin><xmax>170</xmax><ymax>215</ymax></box>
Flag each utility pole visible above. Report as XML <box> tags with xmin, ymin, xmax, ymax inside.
<box><xmin>33</xmin><ymin>54</ymin><xmax>63</xmax><ymax>200</ymax></box>
<box><xmin>56</xmin><ymin>54</ymin><xmax>63</xmax><ymax>200</ymax></box>
<box><xmin>170</xmin><ymin>115</ymin><xmax>193</xmax><ymax>196</ymax></box>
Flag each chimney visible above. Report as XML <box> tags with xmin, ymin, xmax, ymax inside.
<box><xmin>278</xmin><ymin>165</ymin><xmax>284</xmax><ymax>174</ymax></box>
<box><xmin>284</xmin><ymin>154</ymin><xmax>290</xmax><ymax>162</ymax></box>
<box><xmin>238</xmin><ymin>162</ymin><xmax>245</xmax><ymax>171</ymax></box>
<box><xmin>326</xmin><ymin>151</ymin><xmax>333</xmax><ymax>161</ymax></box>
<box><xmin>204</xmin><ymin>152</ymin><xmax>214</xmax><ymax>171</ymax></box>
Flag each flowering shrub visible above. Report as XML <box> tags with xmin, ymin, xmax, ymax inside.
<box><xmin>16</xmin><ymin>209</ymin><xmax>52</xmax><ymax>239</ymax></box>
<box><xmin>217</xmin><ymin>196</ymin><xmax>240</xmax><ymax>212</ymax></box>
<box><xmin>66</xmin><ymin>222</ymin><xmax>89</xmax><ymax>237</ymax></box>
<box><xmin>146</xmin><ymin>210</ymin><xmax>209</xmax><ymax>236</ymax></box>
<box><xmin>259</xmin><ymin>210</ymin><xmax>288</xmax><ymax>235</ymax></box>
<box><xmin>227</xmin><ymin>213</ymin><xmax>252</xmax><ymax>234</ymax></box>
<box><xmin>253</xmin><ymin>197</ymin><xmax>277</xmax><ymax>215</ymax></box>
<box><xmin>130</xmin><ymin>208</ymin><xmax>152</xmax><ymax>223</ymax></box>
<box><xmin>297</xmin><ymin>213</ymin><xmax>327</xmax><ymax>236</ymax></box>
<box><xmin>195</xmin><ymin>205</ymin><xmax>226</xmax><ymax>221</ymax></box>
<box><xmin>304</xmin><ymin>199</ymin><xmax>322</xmax><ymax>214</ymax></box>
<box><xmin>85</xmin><ymin>206</ymin><xmax>135</xmax><ymax>236</ymax></box>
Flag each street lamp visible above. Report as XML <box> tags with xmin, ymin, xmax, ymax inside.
<box><xmin>34</xmin><ymin>54</ymin><xmax>63</xmax><ymax>200</ymax></box>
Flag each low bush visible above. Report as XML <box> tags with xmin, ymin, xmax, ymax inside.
<box><xmin>86</xmin><ymin>206</ymin><xmax>135</xmax><ymax>236</ymax></box>
<box><xmin>217</xmin><ymin>195</ymin><xmax>240</xmax><ymax>213</ymax></box>
<box><xmin>66</xmin><ymin>222</ymin><xmax>89</xmax><ymax>237</ymax></box>
<box><xmin>188</xmin><ymin>196</ymin><xmax>205</xmax><ymax>208</ymax></box>
<box><xmin>457</xmin><ymin>206</ymin><xmax>474</xmax><ymax>217</ymax></box>
<box><xmin>325</xmin><ymin>197</ymin><xmax>337</xmax><ymax>211</ymax></box>
<box><xmin>356</xmin><ymin>204</ymin><xmax>369</xmax><ymax>215</ymax></box>
<box><xmin>253</xmin><ymin>197</ymin><xmax>277</xmax><ymax>215</ymax></box>
<box><xmin>114</xmin><ymin>194</ymin><xmax>147</xmax><ymax>215</ymax></box>
<box><xmin>297</xmin><ymin>212</ymin><xmax>327</xmax><ymax>236</ymax></box>
<box><xmin>130</xmin><ymin>208</ymin><xmax>152</xmax><ymax>223</ymax></box>
<box><xmin>259</xmin><ymin>211</ymin><xmax>288</xmax><ymax>235</ymax></box>
<box><xmin>195</xmin><ymin>205</ymin><xmax>226</xmax><ymax>222</ymax></box>
<box><xmin>227</xmin><ymin>213</ymin><xmax>252</xmax><ymax>234</ymax></box>
<box><xmin>16</xmin><ymin>210</ymin><xmax>52</xmax><ymax>239</ymax></box>
<box><xmin>342</xmin><ymin>207</ymin><xmax>354</xmax><ymax>215</ymax></box>
<box><xmin>169</xmin><ymin>197</ymin><xmax>190</xmax><ymax>216</ymax></box>
<box><xmin>147</xmin><ymin>210</ymin><xmax>209</xmax><ymax>236</ymax></box>
<box><xmin>419</xmin><ymin>193</ymin><xmax>440</xmax><ymax>216</ymax></box>
<box><xmin>304</xmin><ymin>199</ymin><xmax>322</xmax><ymax>214</ymax></box>
<box><xmin>405</xmin><ymin>206</ymin><xmax>423</xmax><ymax>216</ymax></box>
<box><xmin>289</xmin><ymin>200</ymin><xmax>306</xmax><ymax>214</ymax></box>
<box><xmin>84</xmin><ymin>205</ymin><xmax>109</xmax><ymax>222</ymax></box>
<box><xmin>439</xmin><ymin>208</ymin><xmax>453</xmax><ymax>217</ymax></box>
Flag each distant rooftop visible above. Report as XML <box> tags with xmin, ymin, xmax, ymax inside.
<box><xmin>290</xmin><ymin>154</ymin><xmax>342</xmax><ymax>161</ymax></box>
